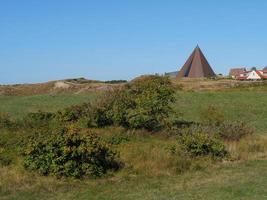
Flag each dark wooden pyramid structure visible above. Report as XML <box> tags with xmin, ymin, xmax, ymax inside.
<box><xmin>177</xmin><ymin>46</ymin><xmax>216</xmax><ymax>78</ymax></box>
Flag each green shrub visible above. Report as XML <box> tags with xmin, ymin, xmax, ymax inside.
<box><xmin>25</xmin><ymin>75</ymin><xmax>175</xmax><ymax>131</ymax></box>
<box><xmin>0</xmin><ymin>155</ymin><xmax>12</xmax><ymax>166</ymax></box>
<box><xmin>56</xmin><ymin>102</ymin><xmax>113</xmax><ymax>128</ymax></box>
<box><xmin>105</xmin><ymin>132</ymin><xmax>130</xmax><ymax>145</ymax></box>
<box><xmin>22</xmin><ymin>111</ymin><xmax>55</xmax><ymax>129</ymax></box>
<box><xmin>126</xmin><ymin>76</ymin><xmax>175</xmax><ymax>130</ymax></box>
<box><xmin>175</xmin><ymin>124</ymin><xmax>215</xmax><ymax>137</ymax></box>
<box><xmin>103</xmin><ymin>75</ymin><xmax>176</xmax><ymax>131</ymax></box>
<box><xmin>218</xmin><ymin>121</ymin><xmax>254</xmax><ymax>141</ymax></box>
<box><xmin>0</xmin><ymin>132</ymin><xmax>14</xmax><ymax>166</ymax></box>
<box><xmin>56</xmin><ymin>103</ymin><xmax>91</xmax><ymax>123</ymax></box>
<box><xmin>24</xmin><ymin>125</ymin><xmax>120</xmax><ymax>178</ymax></box>
<box><xmin>45</xmin><ymin>75</ymin><xmax>175</xmax><ymax>131</ymax></box>
<box><xmin>104</xmin><ymin>80</ymin><xmax>127</xmax><ymax>84</ymax></box>
<box><xmin>177</xmin><ymin>121</ymin><xmax>253</xmax><ymax>142</ymax></box>
<box><xmin>0</xmin><ymin>152</ymin><xmax>12</xmax><ymax>166</ymax></box>
<box><xmin>0</xmin><ymin>112</ymin><xmax>13</xmax><ymax>129</ymax></box>
<box><xmin>0</xmin><ymin>149</ymin><xmax>13</xmax><ymax>166</ymax></box>
<box><xmin>179</xmin><ymin>132</ymin><xmax>228</xmax><ymax>158</ymax></box>
<box><xmin>92</xmin><ymin>99</ymin><xmax>114</xmax><ymax>127</ymax></box>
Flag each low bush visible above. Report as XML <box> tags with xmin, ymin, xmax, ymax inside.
<box><xmin>218</xmin><ymin>121</ymin><xmax>254</xmax><ymax>141</ymax></box>
<box><xmin>105</xmin><ymin>132</ymin><xmax>131</xmax><ymax>145</ymax></box>
<box><xmin>0</xmin><ymin>112</ymin><xmax>13</xmax><ymax>129</ymax></box>
<box><xmin>24</xmin><ymin>125</ymin><xmax>121</xmax><ymax>178</ymax></box>
<box><xmin>179</xmin><ymin>120</ymin><xmax>253</xmax><ymax>142</ymax></box>
<box><xmin>175</xmin><ymin>124</ymin><xmax>216</xmax><ymax>137</ymax></box>
<box><xmin>178</xmin><ymin>132</ymin><xmax>228</xmax><ymax>158</ymax></box>
<box><xmin>199</xmin><ymin>106</ymin><xmax>253</xmax><ymax>141</ymax></box>
<box><xmin>104</xmin><ymin>80</ymin><xmax>127</xmax><ymax>84</ymax></box>
<box><xmin>22</xmin><ymin>111</ymin><xmax>55</xmax><ymax>129</ymax></box>
<box><xmin>56</xmin><ymin>103</ymin><xmax>91</xmax><ymax>123</ymax></box>
<box><xmin>0</xmin><ymin>149</ymin><xmax>13</xmax><ymax>166</ymax></box>
<box><xmin>56</xmin><ymin>102</ymin><xmax>113</xmax><ymax>128</ymax></box>
<box><xmin>91</xmin><ymin>98</ymin><xmax>114</xmax><ymax>127</ymax></box>
<box><xmin>0</xmin><ymin>132</ymin><xmax>14</xmax><ymax>166</ymax></box>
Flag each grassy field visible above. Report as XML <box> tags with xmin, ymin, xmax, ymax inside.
<box><xmin>1</xmin><ymin>126</ymin><xmax>267</xmax><ymax>200</ymax></box>
<box><xmin>1</xmin><ymin>158</ymin><xmax>267</xmax><ymax>200</ymax></box>
<box><xmin>176</xmin><ymin>91</ymin><xmax>267</xmax><ymax>134</ymax></box>
<box><xmin>1</xmin><ymin>90</ymin><xmax>266</xmax><ymax>134</ymax></box>
<box><xmin>76</xmin><ymin>160</ymin><xmax>267</xmax><ymax>200</ymax></box>
<box><xmin>0</xmin><ymin>94</ymin><xmax>97</xmax><ymax>119</ymax></box>
<box><xmin>1</xmin><ymin>88</ymin><xmax>267</xmax><ymax>199</ymax></box>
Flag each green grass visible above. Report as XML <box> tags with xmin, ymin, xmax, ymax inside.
<box><xmin>0</xmin><ymin>94</ymin><xmax>97</xmax><ymax>119</ymax></box>
<box><xmin>1</xmin><ymin>89</ymin><xmax>267</xmax><ymax>199</ymax></box>
<box><xmin>1</xmin><ymin>160</ymin><xmax>267</xmax><ymax>200</ymax></box>
<box><xmin>175</xmin><ymin>91</ymin><xmax>267</xmax><ymax>134</ymax></box>
<box><xmin>76</xmin><ymin>160</ymin><xmax>267</xmax><ymax>200</ymax></box>
<box><xmin>1</xmin><ymin>91</ymin><xmax>267</xmax><ymax>134</ymax></box>
<box><xmin>1</xmin><ymin>90</ymin><xmax>267</xmax><ymax>133</ymax></box>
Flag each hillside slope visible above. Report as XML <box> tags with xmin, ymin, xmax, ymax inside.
<box><xmin>0</xmin><ymin>78</ymin><xmax>123</xmax><ymax>96</ymax></box>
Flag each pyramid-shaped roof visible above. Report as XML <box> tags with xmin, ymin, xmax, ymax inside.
<box><xmin>177</xmin><ymin>46</ymin><xmax>216</xmax><ymax>78</ymax></box>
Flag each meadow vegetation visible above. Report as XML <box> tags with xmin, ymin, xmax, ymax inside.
<box><xmin>1</xmin><ymin>76</ymin><xmax>267</xmax><ymax>199</ymax></box>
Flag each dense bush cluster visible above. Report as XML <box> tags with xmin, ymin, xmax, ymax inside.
<box><xmin>56</xmin><ymin>103</ymin><xmax>96</xmax><ymax>127</ymax></box>
<box><xmin>18</xmin><ymin>76</ymin><xmax>177</xmax><ymax>178</ymax></box>
<box><xmin>22</xmin><ymin>111</ymin><xmax>55</xmax><ymax>129</ymax></box>
<box><xmin>24</xmin><ymin>126</ymin><xmax>120</xmax><ymax>178</ymax></box>
<box><xmin>54</xmin><ymin>75</ymin><xmax>176</xmax><ymax>131</ymax></box>
<box><xmin>178</xmin><ymin>132</ymin><xmax>228</xmax><ymax>158</ymax></box>
<box><xmin>104</xmin><ymin>76</ymin><xmax>176</xmax><ymax>130</ymax></box>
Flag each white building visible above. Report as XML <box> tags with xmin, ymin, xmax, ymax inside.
<box><xmin>238</xmin><ymin>70</ymin><xmax>267</xmax><ymax>80</ymax></box>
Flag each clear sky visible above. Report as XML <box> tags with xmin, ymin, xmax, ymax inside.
<box><xmin>1</xmin><ymin>0</ymin><xmax>267</xmax><ymax>84</ymax></box>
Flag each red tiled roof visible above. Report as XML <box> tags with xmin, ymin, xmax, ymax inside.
<box><xmin>255</xmin><ymin>70</ymin><xmax>267</xmax><ymax>79</ymax></box>
<box><xmin>229</xmin><ymin>68</ymin><xmax>246</xmax><ymax>76</ymax></box>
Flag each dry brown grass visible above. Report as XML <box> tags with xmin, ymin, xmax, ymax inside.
<box><xmin>0</xmin><ymin>80</ymin><xmax>123</xmax><ymax>96</ymax></box>
<box><xmin>226</xmin><ymin>135</ymin><xmax>267</xmax><ymax>161</ymax></box>
<box><xmin>116</xmin><ymin>133</ymin><xmax>267</xmax><ymax>178</ymax></box>
<box><xmin>0</xmin><ymin>164</ymin><xmax>82</xmax><ymax>199</ymax></box>
<box><xmin>2</xmin><ymin>77</ymin><xmax>267</xmax><ymax>97</ymax></box>
<box><xmin>118</xmin><ymin>141</ymin><xmax>177</xmax><ymax>176</ymax></box>
<box><xmin>172</xmin><ymin>78</ymin><xmax>267</xmax><ymax>91</ymax></box>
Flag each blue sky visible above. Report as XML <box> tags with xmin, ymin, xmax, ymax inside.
<box><xmin>0</xmin><ymin>0</ymin><xmax>267</xmax><ymax>84</ymax></box>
